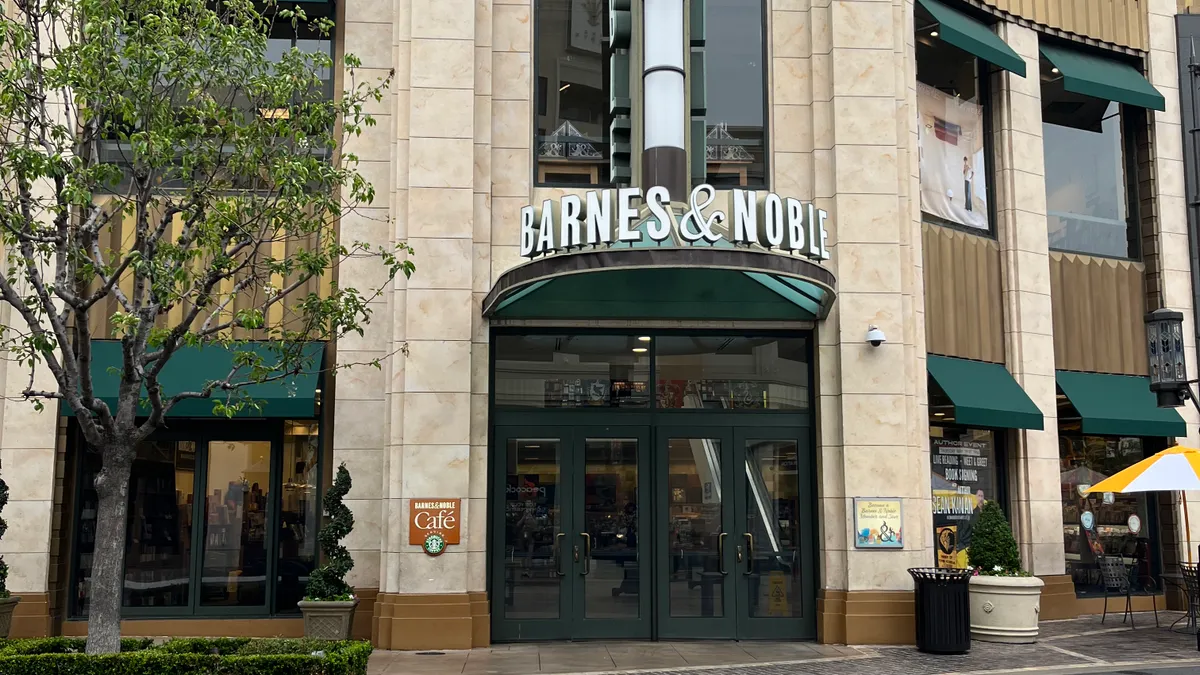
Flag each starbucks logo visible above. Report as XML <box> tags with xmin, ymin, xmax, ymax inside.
<box><xmin>423</xmin><ymin>533</ymin><xmax>446</xmax><ymax>556</ymax></box>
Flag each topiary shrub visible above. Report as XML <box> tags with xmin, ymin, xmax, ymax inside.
<box><xmin>967</xmin><ymin>501</ymin><xmax>1026</xmax><ymax>576</ymax></box>
<box><xmin>0</xmin><ymin>475</ymin><xmax>9</xmax><ymax>599</ymax></box>
<box><xmin>305</xmin><ymin>463</ymin><xmax>355</xmax><ymax>601</ymax></box>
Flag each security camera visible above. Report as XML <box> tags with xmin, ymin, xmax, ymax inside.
<box><xmin>866</xmin><ymin>325</ymin><xmax>887</xmax><ymax>347</ymax></box>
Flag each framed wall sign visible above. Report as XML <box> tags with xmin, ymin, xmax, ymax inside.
<box><xmin>853</xmin><ymin>497</ymin><xmax>904</xmax><ymax>549</ymax></box>
<box><xmin>410</xmin><ymin>499</ymin><xmax>462</xmax><ymax>556</ymax></box>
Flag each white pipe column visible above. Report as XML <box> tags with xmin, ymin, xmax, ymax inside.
<box><xmin>642</xmin><ymin>0</ymin><xmax>687</xmax><ymax>200</ymax></box>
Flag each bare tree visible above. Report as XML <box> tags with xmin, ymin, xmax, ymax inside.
<box><xmin>0</xmin><ymin>0</ymin><xmax>407</xmax><ymax>653</ymax></box>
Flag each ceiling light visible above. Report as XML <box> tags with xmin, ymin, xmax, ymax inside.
<box><xmin>930</xmin><ymin>30</ymin><xmax>938</xmax><ymax>37</ymax></box>
<box><xmin>934</xmin><ymin>412</ymin><xmax>945</xmax><ymax>417</ymax></box>
<box><xmin>559</xmin><ymin>83</ymin><xmax>571</xmax><ymax>91</ymax></box>
<box><xmin>1051</xmin><ymin>67</ymin><xmax>1059</xmax><ymax>74</ymax></box>
<box><xmin>632</xmin><ymin>347</ymin><xmax>648</xmax><ymax>353</ymax></box>
<box><xmin>637</xmin><ymin>336</ymin><xmax>651</xmax><ymax>342</ymax></box>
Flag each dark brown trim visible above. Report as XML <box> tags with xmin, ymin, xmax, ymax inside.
<box><xmin>641</xmin><ymin>146</ymin><xmax>687</xmax><ymax>200</ymax></box>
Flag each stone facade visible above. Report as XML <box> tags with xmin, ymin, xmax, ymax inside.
<box><xmin>0</xmin><ymin>0</ymin><xmax>1192</xmax><ymax>649</ymax></box>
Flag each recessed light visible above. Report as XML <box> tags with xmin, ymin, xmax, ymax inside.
<box><xmin>930</xmin><ymin>30</ymin><xmax>938</xmax><ymax>37</ymax></box>
<box><xmin>1051</xmin><ymin>67</ymin><xmax>1059</xmax><ymax>74</ymax></box>
<box><xmin>637</xmin><ymin>336</ymin><xmax>651</xmax><ymax>342</ymax></box>
<box><xmin>632</xmin><ymin>347</ymin><xmax>648</xmax><ymax>353</ymax></box>
<box><xmin>559</xmin><ymin>83</ymin><xmax>571</xmax><ymax>91</ymax></box>
<box><xmin>934</xmin><ymin>412</ymin><xmax>945</xmax><ymax>417</ymax></box>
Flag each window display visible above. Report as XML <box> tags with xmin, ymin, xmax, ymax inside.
<box><xmin>930</xmin><ymin>427</ymin><xmax>999</xmax><ymax>569</ymax></box>
<box><xmin>1060</xmin><ymin>435</ymin><xmax>1157</xmax><ymax>596</ymax></box>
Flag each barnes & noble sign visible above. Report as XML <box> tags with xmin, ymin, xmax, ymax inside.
<box><xmin>519</xmin><ymin>184</ymin><xmax>832</xmax><ymax>262</ymax></box>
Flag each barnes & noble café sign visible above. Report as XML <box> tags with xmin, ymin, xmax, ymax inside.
<box><xmin>519</xmin><ymin>185</ymin><xmax>832</xmax><ymax>261</ymax></box>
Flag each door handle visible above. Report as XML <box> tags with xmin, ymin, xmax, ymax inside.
<box><xmin>744</xmin><ymin>533</ymin><xmax>755</xmax><ymax>575</ymax></box>
<box><xmin>718</xmin><ymin>533</ymin><xmax>728</xmax><ymax>575</ymax></box>
<box><xmin>555</xmin><ymin>533</ymin><xmax>567</xmax><ymax>576</ymax></box>
<box><xmin>579</xmin><ymin>532</ymin><xmax>592</xmax><ymax>575</ymax></box>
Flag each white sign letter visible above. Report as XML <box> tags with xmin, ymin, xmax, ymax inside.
<box><xmin>732</xmin><ymin>189</ymin><xmax>757</xmax><ymax>244</ymax></box>
<box><xmin>560</xmin><ymin>195</ymin><xmax>583</xmax><ymax>248</ymax></box>
<box><xmin>763</xmin><ymin>193</ymin><xmax>784</xmax><ymax>248</ymax></box>
<box><xmin>807</xmin><ymin>203</ymin><xmax>821</xmax><ymax>259</ymax></box>
<box><xmin>520</xmin><ymin>205</ymin><xmax>536</xmax><ymax>257</ymax></box>
<box><xmin>617</xmin><ymin>187</ymin><xmax>641</xmax><ymax>243</ymax></box>
<box><xmin>645</xmin><ymin>186</ymin><xmax>674</xmax><ymax>241</ymax></box>
<box><xmin>785</xmin><ymin>198</ymin><xmax>805</xmax><ymax>252</ymax></box>
<box><xmin>586</xmin><ymin>190</ymin><xmax>612</xmax><ymax>245</ymax></box>
<box><xmin>536</xmin><ymin>199</ymin><xmax>556</xmax><ymax>254</ymax></box>
<box><xmin>819</xmin><ymin>208</ymin><xmax>831</xmax><ymax>260</ymax></box>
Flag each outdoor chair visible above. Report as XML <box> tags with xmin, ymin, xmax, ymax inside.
<box><xmin>1182</xmin><ymin>563</ymin><xmax>1200</xmax><ymax>631</ymax></box>
<box><xmin>1099</xmin><ymin>554</ymin><xmax>1149</xmax><ymax>627</ymax></box>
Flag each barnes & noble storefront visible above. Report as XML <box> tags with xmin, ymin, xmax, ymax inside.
<box><xmin>481</xmin><ymin>198</ymin><xmax>837</xmax><ymax>641</ymax></box>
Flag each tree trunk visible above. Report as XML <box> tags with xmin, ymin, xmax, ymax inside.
<box><xmin>85</xmin><ymin>446</ymin><xmax>134</xmax><ymax>655</ymax></box>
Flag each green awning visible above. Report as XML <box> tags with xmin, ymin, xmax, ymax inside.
<box><xmin>66</xmin><ymin>341</ymin><xmax>324</xmax><ymax>418</ymax></box>
<box><xmin>917</xmin><ymin>0</ymin><xmax>1026</xmax><ymax>77</ymax></box>
<box><xmin>1039</xmin><ymin>44</ymin><xmax>1165</xmax><ymax>111</ymax></box>
<box><xmin>1056</xmin><ymin>370</ymin><xmax>1186</xmax><ymax>437</ymax></box>
<box><xmin>927</xmin><ymin>355</ymin><xmax>1043</xmax><ymax>430</ymax></box>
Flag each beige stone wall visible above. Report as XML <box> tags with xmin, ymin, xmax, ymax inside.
<box><xmin>992</xmin><ymin>22</ymin><xmax>1063</xmax><ymax>577</ymax></box>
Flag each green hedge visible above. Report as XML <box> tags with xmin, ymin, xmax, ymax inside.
<box><xmin>0</xmin><ymin>637</ymin><xmax>372</xmax><ymax>674</ymax></box>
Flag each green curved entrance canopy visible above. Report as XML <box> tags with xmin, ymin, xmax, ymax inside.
<box><xmin>483</xmin><ymin>248</ymin><xmax>836</xmax><ymax>322</ymax></box>
<box><xmin>65</xmin><ymin>340</ymin><xmax>325</xmax><ymax>418</ymax></box>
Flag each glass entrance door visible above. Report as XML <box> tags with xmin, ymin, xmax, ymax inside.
<box><xmin>654</xmin><ymin>426</ymin><xmax>814</xmax><ymax>640</ymax></box>
<box><xmin>492</xmin><ymin>426</ymin><xmax>650</xmax><ymax>641</ymax></box>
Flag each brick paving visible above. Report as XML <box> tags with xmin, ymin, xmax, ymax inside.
<box><xmin>368</xmin><ymin>612</ymin><xmax>1200</xmax><ymax>675</ymax></box>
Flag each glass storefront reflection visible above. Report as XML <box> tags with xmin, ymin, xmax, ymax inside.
<box><xmin>656</xmin><ymin>337</ymin><xmax>809</xmax><ymax>410</ymax></box>
<box><xmin>503</xmin><ymin>438</ymin><xmax>563</xmax><ymax>619</ymax></box>
<box><xmin>200</xmin><ymin>440</ymin><xmax>272</xmax><ymax>607</ymax></box>
<box><xmin>667</xmin><ymin>437</ymin><xmax>725</xmax><ymax>617</ymax></box>
<box><xmin>1060</xmin><ymin>435</ymin><xmax>1157</xmax><ymax>596</ymax></box>
<box><xmin>582</xmin><ymin>439</ymin><xmax>640</xmax><ymax>619</ymax></box>
<box><xmin>743</xmin><ymin>439</ymin><xmax>802</xmax><ymax>618</ymax></box>
<box><xmin>494</xmin><ymin>335</ymin><xmax>651</xmax><ymax>408</ymax></box>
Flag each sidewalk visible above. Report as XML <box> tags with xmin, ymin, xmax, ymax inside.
<box><xmin>368</xmin><ymin>612</ymin><xmax>1200</xmax><ymax>675</ymax></box>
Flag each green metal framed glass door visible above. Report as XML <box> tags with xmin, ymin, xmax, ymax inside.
<box><xmin>491</xmin><ymin>425</ymin><xmax>573</xmax><ymax>640</ymax></box>
<box><xmin>570</xmin><ymin>425</ymin><xmax>651</xmax><ymax>639</ymax></box>
<box><xmin>654</xmin><ymin>426</ymin><xmax>737</xmax><ymax>639</ymax></box>
<box><xmin>732</xmin><ymin>427</ymin><xmax>816</xmax><ymax>639</ymax></box>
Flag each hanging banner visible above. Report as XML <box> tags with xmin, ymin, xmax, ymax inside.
<box><xmin>917</xmin><ymin>82</ymin><xmax>988</xmax><ymax>230</ymax></box>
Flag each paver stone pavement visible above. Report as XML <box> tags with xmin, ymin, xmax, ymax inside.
<box><xmin>368</xmin><ymin>612</ymin><xmax>1200</xmax><ymax>675</ymax></box>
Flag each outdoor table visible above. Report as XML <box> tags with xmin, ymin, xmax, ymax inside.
<box><xmin>1161</xmin><ymin>572</ymin><xmax>1197</xmax><ymax>633</ymax></box>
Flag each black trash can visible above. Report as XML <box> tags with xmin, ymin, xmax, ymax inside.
<box><xmin>908</xmin><ymin>567</ymin><xmax>972</xmax><ymax>654</ymax></box>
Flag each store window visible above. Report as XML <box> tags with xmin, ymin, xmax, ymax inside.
<box><xmin>929</xmin><ymin>426</ymin><xmax>1002</xmax><ymax>568</ymax></box>
<box><xmin>655</xmin><ymin>336</ymin><xmax>808</xmax><ymax>410</ymax></box>
<box><xmin>915</xmin><ymin>4</ymin><xmax>994</xmax><ymax>233</ymax></box>
<box><xmin>1041</xmin><ymin>70</ymin><xmax>1139</xmax><ymax>259</ymax></box>
<box><xmin>493</xmin><ymin>334</ymin><xmax>809</xmax><ymax>410</ymax></box>
<box><xmin>534</xmin><ymin>0</ymin><xmax>612</xmax><ymax>186</ymax></box>
<box><xmin>1060</xmin><ymin>435</ymin><xmax>1158</xmax><ymax>596</ymax></box>
<box><xmin>702</xmin><ymin>0</ymin><xmax>767</xmax><ymax>187</ymax></box>
<box><xmin>97</xmin><ymin>2</ymin><xmax>336</xmax><ymax>193</ymax></box>
<box><xmin>70</xmin><ymin>419</ymin><xmax>322</xmax><ymax>618</ymax></box>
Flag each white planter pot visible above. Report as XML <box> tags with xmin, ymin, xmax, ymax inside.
<box><xmin>968</xmin><ymin>575</ymin><xmax>1045</xmax><ymax>643</ymax></box>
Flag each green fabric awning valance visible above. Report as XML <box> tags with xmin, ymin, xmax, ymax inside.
<box><xmin>916</xmin><ymin>0</ymin><xmax>1026</xmax><ymax>77</ymax></box>
<box><xmin>1039</xmin><ymin>43</ymin><xmax>1165</xmax><ymax>111</ymax></box>
<box><xmin>1056</xmin><ymin>370</ymin><xmax>1186</xmax><ymax>437</ymax></box>
<box><xmin>483</xmin><ymin>247</ymin><xmax>837</xmax><ymax>322</ymax></box>
<box><xmin>927</xmin><ymin>355</ymin><xmax>1044</xmax><ymax>430</ymax></box>
<box><xmin>66</xmin><ymin>341</ymin><xmax>325</xmax><ymax>419</ymax></box>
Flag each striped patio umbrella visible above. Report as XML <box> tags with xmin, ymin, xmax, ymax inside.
<box><xmin>1085</xmin><ymin>445</ymin><xmax>1200</xmax><ymax>562</ymax></box>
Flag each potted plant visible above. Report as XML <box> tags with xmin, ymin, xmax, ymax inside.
<box><xmin>0</xmin><ymin>475</ymin><xmax>17</xmax><ymax>638</ymax></box>
<box><xmin>967</xmin><ymin>501</ymin><xmax>1044</xmax><ymax>643</ymax></box>
<box><xmin>299</xmin><ymin>462</ymin><xmax>357</xmax><ymax>640</ymax></box>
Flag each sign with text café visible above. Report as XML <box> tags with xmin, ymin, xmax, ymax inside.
<box><xmin>518</xmin><ymin>184</ymin><xmax>832</xmax><ymax>261</ymax></box>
